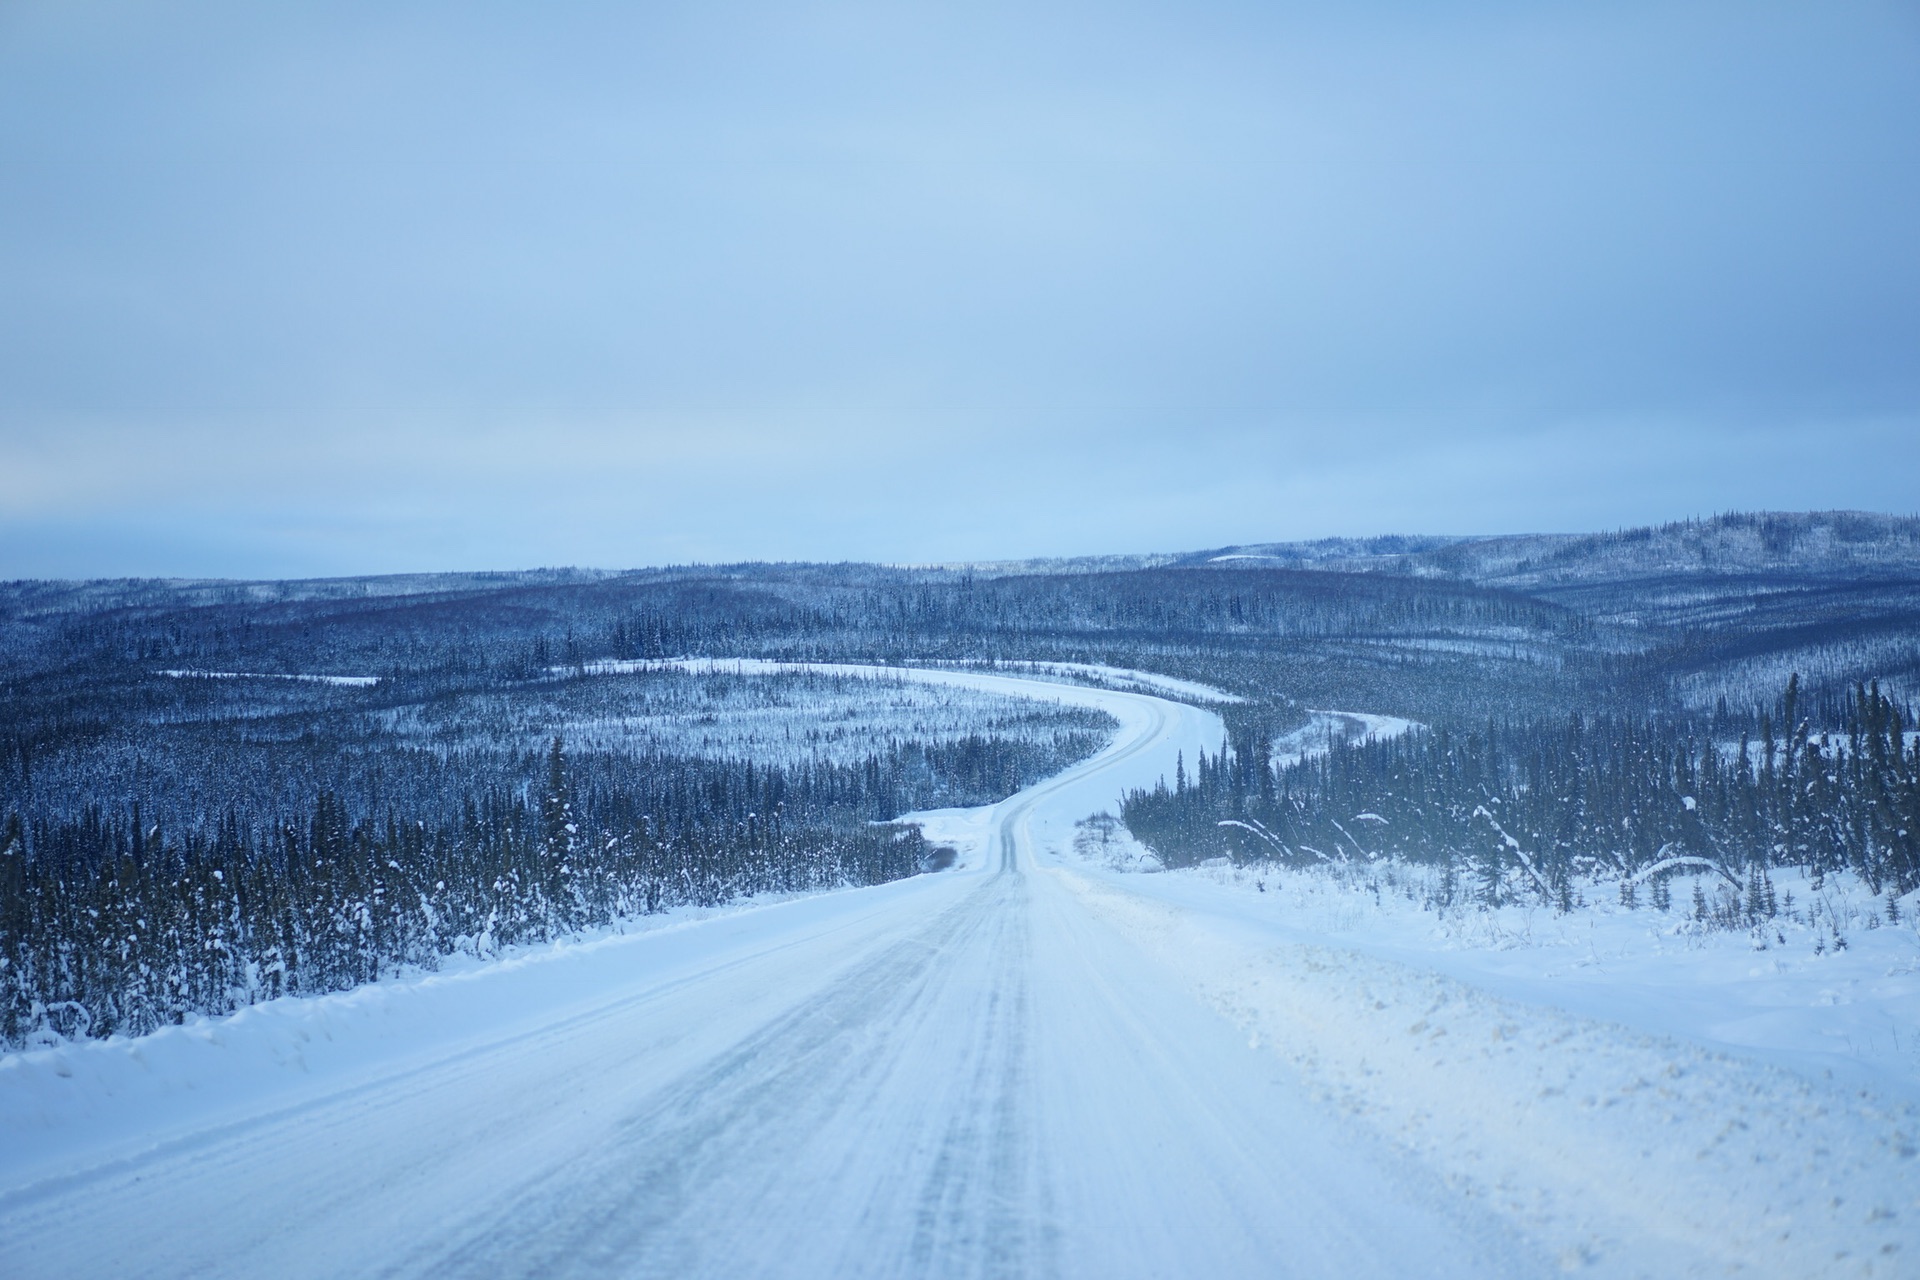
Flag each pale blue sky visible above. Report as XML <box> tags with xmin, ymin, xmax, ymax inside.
<box><xmin>3</xmin><ymin>1</ymin><xmax>1917</xmax><ymax>577</ymax></box>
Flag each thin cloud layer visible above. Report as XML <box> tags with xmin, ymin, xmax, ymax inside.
<box><xmin>2</xmin><ymin>1</ymin><xmax>1916</xmax><ymax>575</ymax></box>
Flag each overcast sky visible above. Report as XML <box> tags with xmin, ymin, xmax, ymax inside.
<box><xmin>3</xmin><ymin>1</ymin><xmax>1917</xmax><ymax>577</ymax></box>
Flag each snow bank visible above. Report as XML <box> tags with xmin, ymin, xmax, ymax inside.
<box><xmin>1095</xmin><ymin>860</ymin><xmax>1920</xmax><ymax>1106</ymax></box>
<box><xmin>1063</xmin><ymin>866</ymin><xmax>1920</xmax><ymax>1275</ymax></box>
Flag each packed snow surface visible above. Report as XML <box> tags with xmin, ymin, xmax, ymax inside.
<box><xmin>3</xmin><ymin>666</ymin><xmax>1916</xmax><ymax>1277</ymax></box>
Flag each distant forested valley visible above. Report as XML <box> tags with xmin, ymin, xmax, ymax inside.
<box><xmin>5</xmin><ymin>510</ymin><xmax>1920</xmax><ymax>1046</ymax></box>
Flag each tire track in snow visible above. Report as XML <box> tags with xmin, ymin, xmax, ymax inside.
<box><xmin>392</xmin><ymin>878</ymin><xmax>1045</xmax><ymax>1279</ymax></box>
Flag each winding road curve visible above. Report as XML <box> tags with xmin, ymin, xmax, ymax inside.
<box><xmin>1</xmin><ymin>670</ymin><xmax>1541</xmax><ymax>1278</ymax></box>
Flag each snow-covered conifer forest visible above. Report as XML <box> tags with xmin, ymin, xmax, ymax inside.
<box><xmin>5</xmin><ymin>511</ymin><xmax>1918</xmax><ymax>1037</ymax></box>
<box><xmin>0</xmin><ymin>663</ymin><xmax>1110</xmax><ymax>1042</ymax></box>
<box><xmin>5</xmin><ymin>510</ymin><xmax>1920</xmax><ymax>1275</ymax></box>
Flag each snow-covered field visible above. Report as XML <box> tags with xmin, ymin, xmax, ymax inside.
<box><xmin>564</xmin><ymin>660</ymin><xmax>1112</xmax><ymax>766</ymax></box>
<box><xmin>3</xmin><ymin>667</ymin><xmax>1916</xmax><ymax>1277</ymax></box>
<box><xmin>384</xmin><ymin>658</ymin><xmax>1118</xmax><ymax>767</ymax></box>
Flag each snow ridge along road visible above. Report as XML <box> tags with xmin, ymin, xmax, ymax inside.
<box><xmin>3</xmin><ymin>666</ymin><xmax>1912</xmax><ymax>1277</ymax></box>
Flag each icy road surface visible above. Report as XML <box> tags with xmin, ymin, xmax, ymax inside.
<box><xmin>3</xmin><ymin>668</ymin><xmax>1914</xmax><ymax>1277</ymax></box>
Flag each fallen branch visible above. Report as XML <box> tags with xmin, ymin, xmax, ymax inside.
<box><xmin>1625</xmin><ymin>853</ymin><xmax>1741</xmax><ymax>890</ymax></box>
<box><xmin>1471</xmin><ymin>805</ymin><xmax>1557</xmax><ymax>902</ymax></box>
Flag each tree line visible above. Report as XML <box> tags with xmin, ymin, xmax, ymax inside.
<box><xmin>1123</xmin><ymin>677</ymin><xmax>1919</xmax><ymax>914</ymax></box>
<box><xmin>0</xmin><ymin>729</ymin><xmax>1097</xmax><ymax>1049</ymax></box>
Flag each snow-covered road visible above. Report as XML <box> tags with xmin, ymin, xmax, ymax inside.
<box><xmin>3</xmin><ymin>669</ymin><xmax>1913</xmax><ymax>1277</ymax></box>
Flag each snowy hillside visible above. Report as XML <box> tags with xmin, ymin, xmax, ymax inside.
<box><xmin>1196</xmin><ymin>511</ymin><xmax>1920</xmax><ymax>586</ymax></box>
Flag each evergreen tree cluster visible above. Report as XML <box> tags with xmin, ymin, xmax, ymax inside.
<box><xmin>1124</xmin><ymin>678</ymin><xmax>1919</xmax><ymax>911</ymax></box>
<box><xmin>0</xmin><ymin>727</ymin><xmax>1094</xmax><ymax>1049</ymax></box>
<box><xmin>3</xmin><ymin>665</ymin><xmax>1111</xmax><ymax>857</ymax></box>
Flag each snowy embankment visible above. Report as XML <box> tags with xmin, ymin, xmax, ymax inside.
<box><xmin>1058</xmin><ymin>861</ymin><xmax>1919</xmax><ymax>1273</ymax></box>
<box><xmin>1090</xmin><ymin>859</ymin><xmax>1920</xmax><ymax>1106</ymax></box>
